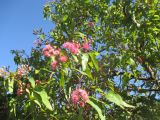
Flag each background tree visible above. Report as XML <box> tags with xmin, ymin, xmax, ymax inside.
<box><xmin>0</xmin><ymin>0</ymin><xmax>160</xmax><ymax>119</ymax></box>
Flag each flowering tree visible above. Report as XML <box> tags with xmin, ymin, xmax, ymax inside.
<box><xmin>0</xmin><ymin>0</ymin><xmax>160</xmax><ymax>119</ymax></box>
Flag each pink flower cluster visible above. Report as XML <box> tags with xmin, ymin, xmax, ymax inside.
<box><xmin>17</xmin><ymin>64</ymin><xmax>31</xmax><ymax>77</ymax></box>
<box><xmin>42</xmin><ymin>44</ymin><xmax>68</xmax><ymax>70</ymax></box>
<box><xmin>71</xmin><ymin>88</ymin><xmax>89</xmax><ymax>107</ymax></box>
<box><xmin>51</xmin><ymin>55</ymin><xmax>68</xmax><ymax>70</ymax></box>
<box><xmin>63</xmin><ymin>41</ymin><xmax>90</xmax><ymax>53</ymax></box>
<box><xmin>63</xmin><ymin>42</ymin><xmax>80</xmax><ymax>54</ymax></box>
<box><xmin>42</xmin><ymin>44</ymin><xmax>60</xmax><ymax>57</ymax></box>
<box><xmin>82</xmin><ymin>42</ymin><xmax>90</xmax><ymax>51</ymax></box>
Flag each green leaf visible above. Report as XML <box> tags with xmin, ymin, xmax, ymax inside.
<box><xmin>73</xmin><ymin>68</ymin><xmax>93</xmax><ymax>80</ymax></box>
<box><xmin>72</xmin><ymin>55</ymin><xmax>79</xmax><ymax>62</ymax></box>
<box><xmin>82</xmin><ymin>53</ymin><xmax>89</xmax><ymax>71</ymax></box>
<box><xmin>60</xmin><ymin>71</ymin><xmax>65</xmax><ymax>87</ymax></box>
<box><xmin>127</xmin><ymin>58</ymin><xmax>135</xmax><ymax>66</ymax></box>
<box><xmin>35</xmin><ymin>90</ymin><xmax>53</xmax><ymax>111</ymax></box>
<box><xmin>90</xmin><ymin>96</ymin><xmax>110</xmax><ymax>108</ymax></box>
<box><xmin>87</xmin><ymin>100</ymin><xmax>105</xmax><ymax>120</ymax></box>
<box><xmin>89</xmin><ymin>52</ymin><xmax>99</xmax><ymax>71</ymax></box>
<box><xmin>105</xmin><ymin>90</ymin><xmax>135</xmax><ymax>109</ymax></box>
<box><xmin>33</xmin><ymin>92</ymin><xmax>42</xmax><ymax>108</ymax></box>
<box><xmin>62</xmin><ymin>15</ymin><xmax>68</xmax><ymax>22</ymax></box>
<box><xmin>122</xmin><ymin>72</ymin><xmax>131</xmax><ymax>89</ymax></box>
<box><xmin>85</xmin><ymin>65</ymin><xmax>93</xmax><ymax>80</ymax></box>
<box><xmin>5</xmin><ymin>78</ymin><xmax>14</xmax><ymax>93</ymax></box>
<box><xmin>84</xmin><ymin>0</ymin><xmax>90</xmax><ymax>3</ymax></box>
<box><xmin>35</xmin><ymin>70</ymin><xmax>40</xmax><ymax>74</ymax></box>
<box><xmin>74</xmin><ymin>32</ymin><xmax>85</xmax><ymax>38</ymax></box>
<box><xmin>29</xmin><ymin>77</ymin><xmax>35</xmax><ymax>88</ymax></box>
<box><xmin>40</xmin><ymin>34</ymin><xmax>45</xmax><ymax>40</ymax></box>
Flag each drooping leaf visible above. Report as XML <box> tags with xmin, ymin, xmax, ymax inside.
<box><xmin>90</xmin><ymin>96</ymin><xmax>111</xmax><ymax>108</ymax></box>
<box><xmin>35</xmin><ymin>90</ymin><xmax>53</xmax><ymax>111</ymax></box>
<box><xmin>105</xmin><ymin>90</ymin><xmax>135</xmax><ymax>109</ymax></box>
<box><xmin>87</xmin><ymin>100</ymin><xmax>105</xmax><ymax>120</ymax></box>
<box><xmin>33</xmin><ymin>92</ymin><xmax>42</xmax><ymax>108</ymax></box>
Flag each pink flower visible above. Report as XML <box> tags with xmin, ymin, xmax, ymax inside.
<box><xmin>71</xmin><ymin>88</ymin><xmax>89</xmax><ymax>107</ymax></box>
<box><xmin>78</xmin><ymin>89</ymin><xmax>89</xmax><ymax>102</ymax></box>
<box><xmin>53</xmin><ymin>49</ymin><xmax>61</xmax><ymax>56</ymax></box>
<box><xmin>73</xmin><ymin>42</ymin><xmax>81</xmax><ymax>49</ymax></box>
<box><xmin>63</xmin><ymin>42</ymin><xmax>71</xmax><ymax>48</ymax></box>
<box><xmin>42</xmin><ymin>45</ymin><xmax>53</xmax><ymax>57</ymax></box>
<box><xmin>71</xmin><ymin>90</ymin><xmax>79</xmax><ymax>105</ymax></box>
<box><xmin>43</xmin><ymin>44</ymin><xmax>61</xmax><ymax>57</ymax></box>
<box><xmin>82</xmin><ymin>42</ymin><xmax>90</xmax><ymax>51</ymax></box>
<box><xmin>51</xmin><ymin>60</ymin><xmax>58</xmax><ymax>70</ymax></box>
<box><xmin>43</xmin><ymin>50</ymin><xmax>51</xmax><ymax>57</ymax></box>
<box><xmin>46</xmin><ymin>44</ymin><xmax>53</xmax><ymax>50</ymax></box>
<box><xmin>59</xmin><ymin>55</ymin><xmax>68</xmax><ymax>62</ymax></box>
<box><xmin>63</xmin><ymin>42</ymin><xmax>79</xmax><ymax>54</ymax></box>
<box><xmin>70</xmin><ymin>46</ymin><xmax>79</xmax><ymax>54</ymax></box>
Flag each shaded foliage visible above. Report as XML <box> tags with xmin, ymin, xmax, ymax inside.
<box><xmin>0</xmin><ymin>0</ymin><xmax>160</xmax><ymax>119</ymax></box>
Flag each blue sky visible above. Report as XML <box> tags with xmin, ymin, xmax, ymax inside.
<box><xmin>0</xmin><ymin>0</ymin><xmax>54</xmax><ymax>70</ymax></box>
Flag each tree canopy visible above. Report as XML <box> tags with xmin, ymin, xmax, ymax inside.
<box><xmin>0</xmin><ymin>0</ymin><xmax>160</xmax><ymax>119</ymax></box>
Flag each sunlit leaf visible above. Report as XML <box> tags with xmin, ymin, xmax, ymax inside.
<box><xmin>29</xmin><ymin>77</ymin><xmax>35</xmax><ymax>88</ymax></box>
<box><xmin>82</xmin><ymin>53</ymin><xmax>89</xmax><ymax>71</ymax></box>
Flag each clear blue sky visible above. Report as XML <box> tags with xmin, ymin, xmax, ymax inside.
<box><xmin>0</xmin><ymin>0</ymin><xmax>54</xmax><ymax>70</ymax></box>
